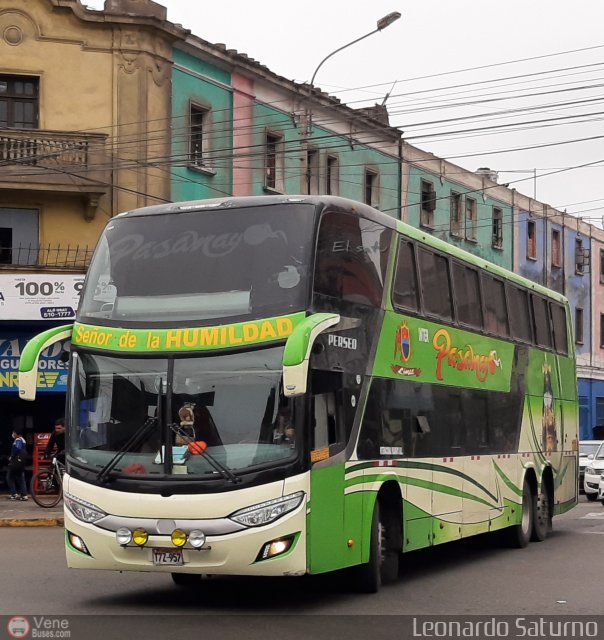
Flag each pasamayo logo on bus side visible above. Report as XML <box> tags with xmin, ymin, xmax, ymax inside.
<box><xmin>390</xmin><ymin>319</ymin><xmax>504</xmax><ymax>385</ymax></box>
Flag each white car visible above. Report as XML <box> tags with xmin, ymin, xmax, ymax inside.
<box><xmin>583</xmin><ymin>441</ymin><xmax>604</xmax><ymax>500</ymax></box>
<box><xmin>580</xmin><ymin>440</ymin><xmax>603</xmax><ymax>493</ymax></box>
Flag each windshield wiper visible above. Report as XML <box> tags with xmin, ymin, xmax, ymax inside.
<box><xmin>170</xmin><ymin>424</ymin><xmax>240</xmax><ymax>484</ymax></box>
<box><xmin>96</xmin><ymin>416</ymin><xmax>158</xmax><ymax>483</ymax></box>
<box><xmin>198</xmin><ymin>448</ymin><xmax>241</xmax><ymax>484</ymax></box>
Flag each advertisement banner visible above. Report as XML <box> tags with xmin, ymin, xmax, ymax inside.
<box><xmin>0</xmin><ymin>335</ymin><xmax>69</xmax><ymax>393</ymax></box>
<box><xmin>0</xmin><ymin>274</ymin><xmax>84</xmax><ymax>320</ymax></box>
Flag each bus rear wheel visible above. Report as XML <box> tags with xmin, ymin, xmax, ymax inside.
<box><xmin>354</xmin><ymin>502</ymin><xmax>399</xmax><ymax>593</ymax></box>
<box><xmin>531</xmin><ymin>481</ymin><xmax>550</xmax><ymax>542</ymax></box>
<box><xmin>505</xmin><ymin>477</ymin><xmax>533</xmax><ymax>548</ymax></box>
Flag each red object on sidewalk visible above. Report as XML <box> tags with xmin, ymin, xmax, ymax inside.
<box><xmin>33</xmin><ymin>433</ymin><xmax>52</xmax><ymax>477</ymax></box>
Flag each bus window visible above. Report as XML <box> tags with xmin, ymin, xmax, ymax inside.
<box><xmin>392</xmin><ymin>239</ymin><xmax>419</xmax><ymax>312</ymax></box>
<box><xmin>417</xmin><ymin>247</ymin><xmax>453</xmax><ymax>321</ymax></box>
<box><xmin>313</xmin><ymin>212</ymin><xmax>391</xmax><ymax>307</ymax></box>
<box><xmin>531</xmin><ymin>294</ymin><xmax>553</xmax><ymax>349</ymax></box>
<box><xmin>481</xmin><ymin>274</ymin><xmax>509</xmax><ymax>337</ymax></box>
<box><xmin>452</xmin><ymin>262</ymin><xmax>482</xmax><ymax>330</ymax></box>
<box><xmin>550</xmin><ymin>302</ymin><xmax>568</xmax><ymax>355</ymax></box>
<box><xmin>507</xmin><ymin>284</ymin><xmax>532</xmax><ymax>343</ymax></box>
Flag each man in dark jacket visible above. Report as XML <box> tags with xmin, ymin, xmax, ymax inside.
<box><xmin>6</xmin><ymin>426</ymin><xmax>28</xmax><ymax>500</ymax></box>
<box><xmin>45</xmin><ymin>418</ymin><xmax>66</xmax><ymax>465</ymax></box>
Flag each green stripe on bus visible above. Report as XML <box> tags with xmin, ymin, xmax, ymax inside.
<box><xmin>345</xmin><ymin>474</ymin><xmax>496</xmax><ymax>509</ymax></box>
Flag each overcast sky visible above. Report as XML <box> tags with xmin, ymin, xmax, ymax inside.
<box><xmin>87</xmin><ymin>0</ymin><xmax>604</xmax><ymax>227</ymax></box>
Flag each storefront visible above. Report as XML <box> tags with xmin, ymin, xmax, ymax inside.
<box><xmin>0</xmin><ymin>273</ymin><xmax>84</xmax><ymax>484</ymax></box>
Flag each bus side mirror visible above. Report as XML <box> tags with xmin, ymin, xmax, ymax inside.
<box><xmin>19</xmin><ymin>325</ymin><xmax>73</xmax><ymax>401</ymax></box>
<box><xmin>282</xmin><ymin>313</ymin><xmax>340</xmax><ymax>398</ymax></box>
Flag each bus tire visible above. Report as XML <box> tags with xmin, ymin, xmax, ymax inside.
<box><xmin>505</xmin><ymin>477</ymin><xmax>533</xmax><ymax>548</ymax></box>
<box><xmin>531</xmin><ymin>480</ymin><xmax>550</xmax><ymax>542</ymax></box>
<box><xmin>171</xmin><ymin>573</ymin><xmax>202</xmax><ymax>587</ymax></box>
<box><xmin>354</xmin><ymin>502</ymin><xmax>398</xmax><ymax>593</ymax></box>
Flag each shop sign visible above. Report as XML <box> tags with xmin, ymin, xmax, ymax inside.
<box><xmin>0</xmin><ymin>336</ymin><xmax>69</xmax><ymax>393</ymax></box>
<box><xmin>0</xmin><ymin>274</ymin><xmax>85</xmax><ymax>320</ymax></box>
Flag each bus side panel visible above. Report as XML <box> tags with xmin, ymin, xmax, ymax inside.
<box><xmin>308</xmin><ymin>464</ymin><xmax>364</xmax><ymax>574</ymax></box>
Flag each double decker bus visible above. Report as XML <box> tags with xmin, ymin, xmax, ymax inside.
<box><xmin>19</xmin><ymin>195</ymin><xmax>578</xmax><ymax>592</ymax></box>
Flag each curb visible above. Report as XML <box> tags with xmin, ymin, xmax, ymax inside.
<box><xmin>0</xmin><ymin>517</ymin><xmax>64</xmax><ymax>527</ymax></box>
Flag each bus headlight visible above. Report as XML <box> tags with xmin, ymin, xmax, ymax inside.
<box><xmin>229</xmin><ymin>491</ymin><xmax>304</xmax><ymax>527</ymax></box>
<box><xmin>64</xmin><ymin>493</ymin><xmax>106</xmax><ymax>523</ymax></box>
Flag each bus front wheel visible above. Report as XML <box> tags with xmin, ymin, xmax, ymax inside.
<box><xmin>354</xmin><ymin>502</ymin><xmax>398</xmax><ymax>593</ymax></box>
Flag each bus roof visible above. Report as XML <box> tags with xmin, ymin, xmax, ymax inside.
<box><xmin>118</xmin><ymin>195</ymin><xmax>568</xmax><ymax>306</ymax></box>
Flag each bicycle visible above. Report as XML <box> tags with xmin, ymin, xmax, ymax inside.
<box><xmin>30</xmin><ymin>456</ymin><xmax>64</xmax><ymax>508</ymax></box>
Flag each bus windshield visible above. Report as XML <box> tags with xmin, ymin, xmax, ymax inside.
<box><xmin>69</xmin><ymin>347</ymin><xmax>298</xmax><ymax>481</ymax></box>
<box><xmin>78</xmin><ymin>204</ymin><xmax>315</xmax><ymax>325</ymax></box>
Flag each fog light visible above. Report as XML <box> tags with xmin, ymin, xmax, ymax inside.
<box><xmin>132</xmin><ymin>528</ymin><xmax>149</xmax><ymax>547</ymax></box>
<box><xmin>68</xmin><ymin>531</ymin><xmax>90</xmax><ymax>555</ymax></box>
<box><xmin>189</xmin><ymin>529</ymin><xmax>206</xmax><ymax>549</ymax></box>
<box><xmin>171</xmin><ymin>529</ymin><xmax>187</xmax><ymax>547</ymax></box>
<box><xmin>116</xmin><ymin>527</ymin><xmax>132</xmax><ymax>546</ymax></box>
<box><xmin>256</xmin><ymin>535</ymin><xmax>296</xmax><ymax>561</ymax></box>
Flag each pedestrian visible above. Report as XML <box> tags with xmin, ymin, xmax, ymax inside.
<box><xmin>45</xmin><ymin>417</ymin><xmax>66</xmax><ymax>465</ymax></box>
<box><xmin>6</xmin><ymin>426</ymin><xmax>28</xmax><ymax>501</ymax></box>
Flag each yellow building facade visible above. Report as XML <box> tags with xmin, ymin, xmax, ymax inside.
<box><xmin>0</xmin><ymin>0</ymin><xmax>185</xmax><ymax>464</ymax></box>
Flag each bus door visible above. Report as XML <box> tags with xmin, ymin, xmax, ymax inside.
<box><xmin>307</xmin><ymin>369</ymin><xmax>362</xmax><ymax>574</ymax></box>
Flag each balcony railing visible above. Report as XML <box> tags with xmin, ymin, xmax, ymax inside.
<box><xmin>0</xmin><ymin>128</ymin><xmax>107</xmax><ymax>167</ymax></box>
<box><xmin>0</xmin><ymin>244</ymin><xmax>92</xmax><ymax>270</ymax></box>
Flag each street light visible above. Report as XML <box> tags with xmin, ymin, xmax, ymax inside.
<box><xmin>309</xmin><ymin>11</ymin><xmax>401</xmax><ymax>87</ymax></box>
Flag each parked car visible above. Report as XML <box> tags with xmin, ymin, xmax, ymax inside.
<box><xmin>597</xmin><ymin>475</ymin><xmax>604</xmax><ymax>505</ymax></box>
<box><xmin>580</xmin><ymin>440</ymin><xmax>604</xmax><ymax>492</ymax></box>
<box><xmin>583</xmin><ymin>441</ymin><xmax>604</xmax><ymax>500</ymax></box>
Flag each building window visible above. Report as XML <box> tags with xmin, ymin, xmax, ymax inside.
<box><xmin>306</xmin><ymin>148</ymin><xmax>319</xmax><ymax>195</ymax></box>
<box><xmin>420</xmin><ymin>179</ymin><xmax>436</xmax><ymax>228</ymax></box>
<box><xmin>465</xmin><ymin>197</ymin><xmax>477</xmax><ymax>241</ymax></box>
<box><xmin>492</xmin><ymin>207</ymin><xmax>503</xmax><ymax>249</ymax></box>
<box><xmin>450</xmin><ymin>192</ymin><xmax>462</xmax><ymax>237</ymax></box>
<box><xmin>551</xmin><ymin>229</ymin><xmax>561</xmax><ymax>267</ymax></box>
<box><xmin>364</xmin><ymin>169</ymin><xmax>378</xmax><ymax>207</ymax></box>
<box><xmin>326</xmin><ymin>154</ymin><xmax>339</xmax><ymax>196</ymax></box>
<box><xmin>575</xmin><ymin>306</ymin><xmax>584</xmax><ymax>345</ymax></box>
<box><xmin>0</xmin><ymin>75</ymin><xmax>39</xmax><ymax>128</ymax></box>
<box><xmin>189</xmin><ymin>104</ymin><xmax>210</xmax><ymax>167</ymax></box>
<box><xmin>575</xmin><ymin>238</ymin><xmax>585</xmax><ymax>275</ymax></box>
<box><xmin>0</xmin><ymin>208</ymin><xmax>39</xmax><ymax>265</ymax></box>
<box><xmin>265</xmin><ymin>132</ymin><xmax>283</xmax><ymax>191</ymax></box>
<box><xmin>0</xmin><ymin>227</ymin><xmax>12</xmax><ymax>264</ymax></box>
<box><xmin>600</xmin><ymin>249</ymin><xmax>604</xmax><ymax>284</ymax></box>
<box><xmin>527</xmin><ymin>220</ymin><xmax>537</xmax><ymax>259</ymax></box>
<box><xmin>601</xmin><ymin>313</ymin><xmax>604</xmax><ymax>349</ymax></box>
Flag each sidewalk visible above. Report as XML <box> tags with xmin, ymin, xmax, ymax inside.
<box><xmin>0</xmin><ymin>494</ymin><xmax>64</xmax><ymax>527</ymax></box>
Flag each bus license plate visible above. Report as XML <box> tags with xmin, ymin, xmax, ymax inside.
<box><xmin>152</xmin><ymin>548</ymin><xmax>184</xmax><ymax>566</ymax></box>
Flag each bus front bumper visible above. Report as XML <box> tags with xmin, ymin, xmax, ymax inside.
<box><xmin>65</xmin><ymin>507</ymin><xmax>307</xmax><ymax>576</ymax></box>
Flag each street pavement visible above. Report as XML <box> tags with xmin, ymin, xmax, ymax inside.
<box><xmin>0</xmin><ymin>493</ymin><xmax>63</xmax><ymax>526</ymax></box>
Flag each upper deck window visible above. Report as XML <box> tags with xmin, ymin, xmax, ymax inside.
<box><xmin>78</xmin><ymin>204</ymin><xmax>315</xmax><ymax>325</ymax></box>
<box><xmin>313</xmin><ymin>211</ymin><xmax>391</xmax><ymax>308</ymax></box>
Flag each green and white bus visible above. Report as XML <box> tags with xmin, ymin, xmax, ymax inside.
<box><xmin>19</xmin><ymin>195</ymin><xmax>578</xmax><ymax>592</ymax></box>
